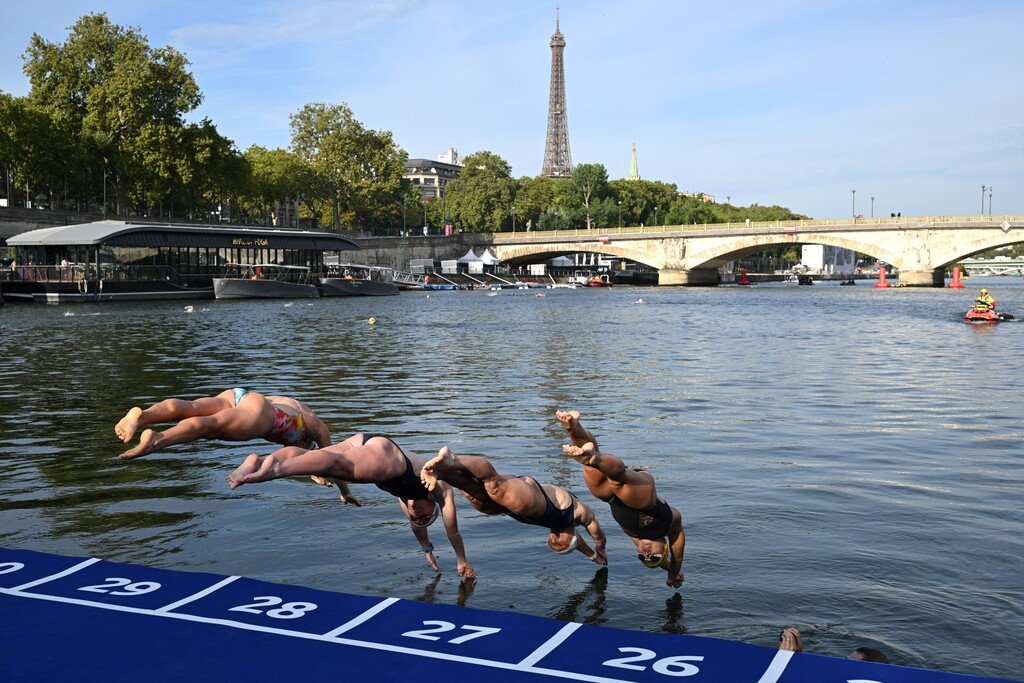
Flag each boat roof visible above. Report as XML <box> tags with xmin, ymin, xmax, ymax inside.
<box><xmin>226</xmin><ymin>263</ymin><xmax>311</xmax><ymax>270</ymax></box>
<box><xmin>6</xmin><ymin>220</ymin><xmax>361</xmax><ymax>251</ymax></box>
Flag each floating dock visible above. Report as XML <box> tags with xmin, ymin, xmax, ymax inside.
<box><xmin>0</xmin><ymin>547</ymin><xmax>1011</xmax><ymax>682</ymax></box>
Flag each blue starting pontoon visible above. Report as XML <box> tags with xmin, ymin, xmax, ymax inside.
<box><xmin>0</xmin><ymin>547</ymin><xmax>1011</xmax><ymax>682</ymax></box>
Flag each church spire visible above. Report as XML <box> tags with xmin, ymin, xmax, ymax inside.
<box><xmin>627</xmin><ymin>141</ymin><xmax>640</xmax><ymax>180</ymax></box>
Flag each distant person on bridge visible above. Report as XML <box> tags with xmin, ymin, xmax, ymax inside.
<box><xmin>556</xmin><ymin>410</ymin><xmax>686</xmax><ymax>588</ymax></box>
<box><xmin>420</xmin><ymin>446</ymin><xmax>607</xmax><ymax>565</ymax></box>
<box><xmin>116</xmin><ymin>388</ymin><xmax>359</xmax><ymax>500</ymax></box>
<box><xmin>227</xmin><ymin>433</ymin><xmax>476</xmax><ymax>578</ymax></box>
<box><xmin>974</xmin><ymin>288</ymin><xmax>996</xmax><ymax>311</ymax></box>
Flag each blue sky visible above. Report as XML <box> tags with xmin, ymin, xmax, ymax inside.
<box><xmin>1</xmin><ymin>0</ymin><xmax>1020</xmax><ymax>219</ymax></box>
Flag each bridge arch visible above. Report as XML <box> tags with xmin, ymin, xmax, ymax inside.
<box><xmin>926</xmin><ymin>233</ymin><xmax>1024</xmax><ymax>268</ymax></box>
<box><xmin>682</xmin><ymin>232</ymin><xmax>897</xmax><ymax>271</ymax></box>
<box><xmin>497</xmin><ymin>243</ymin><xmax>666</xmax><ymax>269</ymax></box>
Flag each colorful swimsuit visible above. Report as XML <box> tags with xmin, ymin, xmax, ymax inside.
<box><xmin>504</xmin><ymin>477</ymin><xmax>576</xmax><ymax>530</ymax></box>
<box><xmin>233</xmin><ymin>387</ymin><xmax>308</xmax><ymax>447</ymax></box>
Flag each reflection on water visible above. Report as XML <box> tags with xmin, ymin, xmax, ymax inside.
<box><xmin>1</xmin><ymin>278</ymin><xmax>1022</xmax><ymax>679</ymax></box>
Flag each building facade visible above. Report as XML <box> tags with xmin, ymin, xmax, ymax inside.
<box><xmin>405</xmin><ymin>148</ymin><xmax>463</xmax><ymax>199</ymax></box>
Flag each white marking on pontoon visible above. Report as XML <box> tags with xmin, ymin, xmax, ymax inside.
<box><xmin>517</xmin><ymin>622</ymin><xmax>581</xmax><ymax>667</ymax></box>
<box><xmin>10</xmin><ymin>557</ymin><xmax>99</xmax><ymax>591</ymax></box>
<box><xmin>756</xmin><ymin>648</ymin><xmax>794</xmax><ymax>683</ymax></box>
<box><xmin>321</xmin><ymin>597</ymin><xmax>399</xmax><ymax>637</ymax></box>
<box><xmin>153</xmin><ymin>575</ymin><xmax>240</xmax><ymax>613</ymax></box>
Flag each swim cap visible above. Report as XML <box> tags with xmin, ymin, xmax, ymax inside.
<box><xmin>981</xmin><ymin>289</ymin><xmax>988</xmax><ymax>295</ymax></box>
<box><xmin>411</xmin><ymin>502</ymin><xmax>440</xmax><ymax>528</ymax></box>
<box><xmin>551</xmin><ymin>530</ymin><xmax>580</xmax><ymax>555</ymax></box>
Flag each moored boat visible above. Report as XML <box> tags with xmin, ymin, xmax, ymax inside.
<box><xmin>213</xmin><ymin>264</ymin><xmax>319</xmax><ymax>299</ymax></box>
<box><xmin>321</xmin><ymin>264</ymin><xmax>399</xmax><ymax>296</ymax></box>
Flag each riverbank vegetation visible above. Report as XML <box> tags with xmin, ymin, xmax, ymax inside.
<box><xmin>0</xmin><ymin>13</ymin><xmax>806</xmax><ymax>235</ymax></box>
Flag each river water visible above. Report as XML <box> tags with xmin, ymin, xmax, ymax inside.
<box><xmin>1</xmin><ymin>277</ymin><xmax>1021</xmax><ymax>679</ymax></box>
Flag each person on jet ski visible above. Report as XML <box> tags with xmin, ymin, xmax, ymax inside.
<box><xmin>974</xmin><ymin>288</ymin><xmax>996</xmax><ymax>311</ymax></box>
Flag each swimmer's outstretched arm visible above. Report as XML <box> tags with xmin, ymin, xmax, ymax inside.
<box><xmin>438</xmin><ymin>485</ymin><xmax>476</xmax><ymax>578</ymax></box>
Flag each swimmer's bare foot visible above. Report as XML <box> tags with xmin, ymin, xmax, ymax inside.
<box><xmin>555</xmin><ymin>409</ymin><xmax>597</xmax><ymax>448</ymax></box>
<box><xmin>227</xmin><ymin>454</ymin><xmax>261</xmax><ymax>489</ymax></box>
<box><xmin>562</xmin><ymin>441</ymin><xmax>599</xmax><ymax>466</ymax></box>
<box><xmin>115</xmin><ymin>407</ymin><xmax>143</xmax><ymax>443</ymax></box>
<box><xmin>118</xmin><ymin>429</ymin><xmax>160</xmax><ymax>460</ymax></box>
<box><xmin>421</xmin><ymin>446</ymin><xmax>458</xmax><ymax>491</ymax></box>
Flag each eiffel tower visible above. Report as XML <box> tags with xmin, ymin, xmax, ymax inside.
<box><xmin>541</xmin><ymin>10</ymin><xmax>573</xmax><ymax>178</ymax></box>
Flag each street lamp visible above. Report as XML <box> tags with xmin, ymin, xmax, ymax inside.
<box><xmin>654</xmin><ymin>205</ymin><xmax>658</xmax><ymax>226</ymax></box>
<box><xmin>727</xmin><ymin>195</ymin><xmax>731</xmax><ymax>204</ymax></box>
<box><xmin>423</xmin><ymin>202</ymin><xmax>428</xmax><ymax>235</ymax></box>
<box><xmin>981</xmin><ymin>185</ymin><xmax>988</xmax><ymax>215</ymax></box>
<box><xmin>988</xmin><ymin>189</ymin><xmax>993</xmax><ymax>216</ymax></box>
<box><xmin>512</xmin><ymin>205</ymin><xmax>516</xmax><ymax>234</ymax></box>
<box><xmin>618</xmin><ymin>200</ymin><xmax>622</xmax><ymax>228</ymax></box>
<box><xmin>851</xmin><ymin>189</ymin><xmax>856</xmax><ymax>218</ymax></box>
<box><xmin>402</xmin><ymin>199</ymin><xmax>407</xmax><ymax>236</ymax></box>
<box><xmin>102</xmin><ymin>167</ymin><xmax>110</xmax><ymax>218</ymax></box>
<box><xmin>870</xmin><ymin>196</ymin><xmax>875</xmax><ymax>218</ymax></box>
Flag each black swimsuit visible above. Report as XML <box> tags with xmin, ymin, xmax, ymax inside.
<box><xmin>505</xmin><ymin>477</ymin><xmax>576</xmax><ymax>530</ymax></box>
<box><xmin>368</xmin><ymin>435</ymin><xmax>431</xmax><ymax>500</ymax></box>
<box><xmin>608</xmin><ymin>495</ymin><xmax>673</xmax><ymax>539</ymax></box>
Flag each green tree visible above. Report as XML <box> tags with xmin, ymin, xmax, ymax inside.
<box><xmin>609</xmin><ymin>179</ymin><xmax>678</xmax><ymax>227</ymax></box>
<box><xmin>665</xmin><ymin>195</ymin><xmax>716</xmax><ymax>225</ymax></box>
<box><xmin>289</xmin><ymin>102</ymin><xmax>408</xmax><ymax>232</ymax></box>
<box><xmin>23</xmin><ymin>13</ymin><xmax>202</xmax><ymax>215</ymax></box>
<box><xmin>568</xmin><ymin>163</ymin><xmax>610</xmax><ymax>229</ymax></box>
<box><xmin>513</xmin><ymin>175</ymin><xmax>558</xmax><ymax>231</ymax></box>
<box><xmin>241</xmin><ymin>146</ymin><xmax>311</xmax><ymax>225</ymax></box>
<box><xmin>0</xmin><ymin>92</ymin><xmax>71</xmax><ymax>206</ymax></box>
<box><xmin>442</xmin><ymin>150</ymin><xmax>516</xmax><ymax>232</ymax></box>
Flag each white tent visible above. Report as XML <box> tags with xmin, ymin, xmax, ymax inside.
<box><xmin>548</xmin><ymin>256</ymin><xmax>574</xmax><ymax>267</ymax></box>
<box><xmin>457</xmin><ymin>249</ymin><xmax>482</xmax><ymax>263</ymax></box>
<box><xmin>478</xmin><ymin>249</ymin><xmax>500</xmax><ymax>265</ymax></box>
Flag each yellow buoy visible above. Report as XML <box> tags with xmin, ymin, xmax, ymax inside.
<box><xmin>368</xmin><ymin>317</ymin><xmax>377</xmax><ymax>325</ymax></box>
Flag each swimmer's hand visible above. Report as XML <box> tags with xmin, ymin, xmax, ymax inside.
<box><xmin>592</xmin><ymin>547</ymin><xmax>608</xmax><ymax>566</ymax></box>
<box><xmin>666</xmin><ymin>570</ymin><xmax>684</xmax><ymax>589</ymax></box>
<box><xmin>457</xmin><ymin>561</ymin><xmax>476</xmax><ymax>579</ymax></box>
<box><xmin>335</xmin><ymin>480</ymin><xmax>362</xmax><ymax>507</ymax></box>
<box><xmin>424</xmin><ymin>549</ymin><xmax>441</xmax><ymax>573</ymax></box>
<box><xmin>778</xmin><ymin>628</ymin><xmax>803</xmax><ymax>652</ymax></box>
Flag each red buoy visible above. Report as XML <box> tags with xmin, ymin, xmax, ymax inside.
<box><xmin>874</xmin><ymin>265</ymin><xmax>891</xmax><ymax>288</ymax></box>
<box><xmin>948</xmin><ymin>265</ymin><xmax>965</xmax><ymax>288</ymax></box>
<box><xmin>737</xmin><ymin>268</ymin><xmax>751</xmax><ymax>286</ymax></box>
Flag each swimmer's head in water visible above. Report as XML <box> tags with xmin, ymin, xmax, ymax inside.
<box><xmin>548</xmin><ymin>528</ymin><xmax>579</xmax><ymax>555</ymax></box>
<box><xmin>636</xmin><ymin>536</ymin><xmax>671</xmax><ymax>569</ymax></box>
<box><xmin>408</xmin><ymin>499</ymin><xmax>440</xmax><ymax>527</ymax></box>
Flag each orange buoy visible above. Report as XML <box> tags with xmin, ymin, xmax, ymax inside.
<box><xmin>737</xmin><ymin>268</ymin><xmax>751</xmax><ymax>286</ymax></box>
<box><xmin>948</xmin><ymin>265</ymin><xmax>965</xmax><ymax>288</ymax></box>
<box><xmin>874</xmin><ymin>265</ymin><xmax>891</xmax><ymax>288</ymax></box>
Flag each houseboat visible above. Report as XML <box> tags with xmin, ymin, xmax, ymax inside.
<box><xmin>2</xmin><ymin>220</ymin><xmax>359</xmax><ymax>303</ymax></box>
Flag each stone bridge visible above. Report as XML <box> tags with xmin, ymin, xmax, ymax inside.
<box><xmin>487</xmin><ymin>215</ymin><xmax>1024</xmax><ymax>286</ymax></box>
